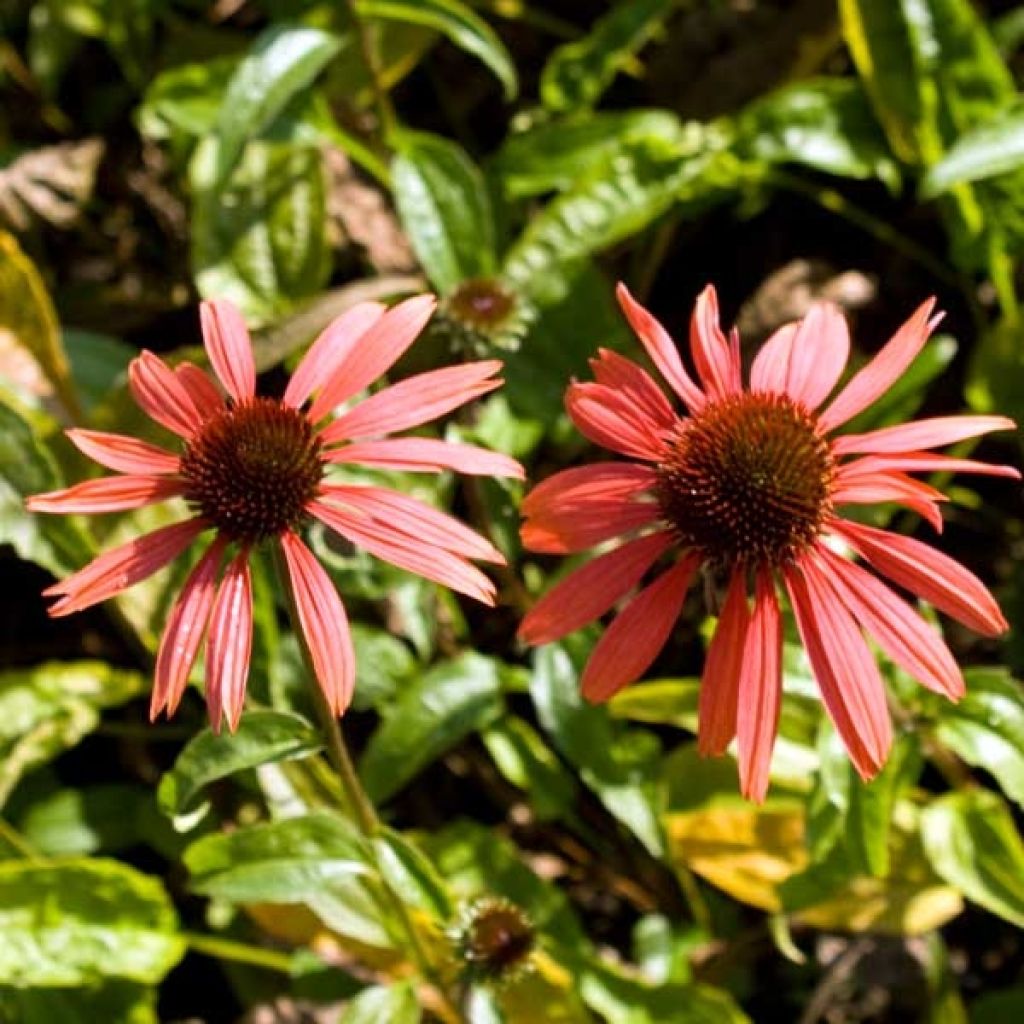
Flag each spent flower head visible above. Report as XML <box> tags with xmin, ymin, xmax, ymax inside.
<box><xmin>519</xmin><ymin>283</ymin><xmax>1018</xmax><ymax>801</ymax></box>
<box><xmin>29</xmin><ymin>295</ymin><xmax>522</xmax><ymax>730</ymax></box>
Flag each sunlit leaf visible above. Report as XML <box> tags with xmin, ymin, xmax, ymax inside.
<box><xmin>356</xmin><ymin>0</ymin><xmax>517</xmax><ymax>100</ymax></box>
<box><xmin>0</xmin><ymin>230</ymin><xmax>80</xmax><ymax>417</ymax></box>
<box><xmin>923</xmin><ymin>107</ymin><xmax>1024</xmax><ymax>197</ymax></box>
<box><xmin>158</xmin><ymin>710</ymin><xmax>323</xmax><ymax>818</ymax></box>
<box><xmin>392</xmin><ymin>131</ymin><xmax>497</xmax><ymax>293</ymax></box>
<box><xmin>212</xmin><ymin>23</ymin><xmax>343</xmax><ymax>186</ymax></box>
<box><xmin>0</xmin><ymin>859</ymin><xmax>184</xmax><ymax>986</ymax></box>
<box><xmin>921</xmin><ymin>789</ymin><xmax>1024</xmax><ymax>927</ymax></box>
<box><xmin>339</xmin><ymin>982</ymin><xmax>420</xmax><ymax>1024</ymax></box>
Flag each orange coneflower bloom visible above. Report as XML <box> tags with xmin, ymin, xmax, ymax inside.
<box><xmin>519</xmin><ymin>284</ymin><xmax>1017</xmax><ymax>801</ymax></box>
<box><xmin>30</xmin><ymin>296</ymin><xmax>521</xmax><ymax>731</ymax></box>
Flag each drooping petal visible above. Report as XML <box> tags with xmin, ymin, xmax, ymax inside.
<box><xmin>279</xmin><ymin>530</ymin><xmax>355</xmax><ymax>716</ymax></box>
<box><xmin>750</xmin><ymin>303</ymin><xmax>850</xmax><ymax>409</ymax></box>
<box><xmin>522</xmin><ymin>463</ymin><xmax>658</xmax><ymax>516</ymax></box>
<box><xmin>175</xmin><ymin>362</ymin><xmax>225</xmax><ymax>418</ymax></box>
<box><xmin>518</xmin><ymin>531</ymin><xmax>673</xmax><ymax>645</ymax></box>
<box><xmin>832</xmin><ymin>471</ymin><xmax>948</xmax><ymax>532</ymax></box>
<box><xmin>129</xmin><ymin>351</ymin><xmax>202</xmax><ymax>438</ymax></box>
<box><xmin>615</xmin><ymin>282</ymin><xmax>706</xmax><ymax>411</ymax></box>
<box><xmin>736</xmin><ymin>566</ymin><xmax>782</xmax><ymax>803</ymax></box>
<box><xmin>205</xmin><ymin>550</ymin><xmax>253</xmax><ymax>733</ymax></box>
<box><xmin>581</xmin><ymin>555</ymin><xmax>699</xmax><ymax>703</ymax></box>
<box><xmin>307</xmin><ymin>294</ymin><xmax>437</xmax><ymax>422</ymax></box>
<box><xmin>813</xmin><ymin>544</ymin><xmax>964</xmax><ymax>700</ymax></box>
<box><xmin>151</xmin><ymin>538</ymin><xmax>225</xmax><ymax>721</ymax></box>
<box><xmin>697</xmin><ymin>568</ymin><xmax>748</xmax><ymax>757</ymax></box>
<box><xmin>831</xmin><ymin>518</ymin><xmax>1008</xmax><ymax>636</ymax></box>
<box><xmin>310</xmin><ymin>499</ymin><xmax>497</xmax><ymax>605</ymax></box>
<box><xmin>323</xmin><ymin>437</ymin><xmax>524</xmax><ymax>479</ymax></box>
<box><xmin>689</xmin><ymin>285</ymin><xmax>741</xmax><ymax>400</ymax></box>
<box><xmin>565</xmin><ymin>382</ymin><xmax>672</xmax><ymax>461</ymax></box>
<box><xmin>318</xmin><ymin>484</ymin><xmax>505</xmax><ymax>564</ymax></box>
<box><xmin>27</xmin><ymin>475</ymin><xmax>185</xmax><ymax>515</ymax></box>
<box><xmin>589</xmin><ymin>349</ymin><xmax>677</xmax><ymax>433</ymax></box>
<box><xmin>784</xmin><ymin>557</ymin><xmax>892</xmax><ymax>780</ymax></box>
<box><xmin>43</xmin><ymin>518</ymin><xmax>206</xmax><ymax>617</ymax></box>
<box><xmin>200</xmin><ymin>299</ymin><xmax>256</xmax><ymax>402</ymax></box>
<box><xmin>319</xmin><ymin>361</ymin><xmax>502</xmax><ymax>445</ymax></box>
<box><xmin>65</xmin><ymin>429</ymin><xmax>180</xmax><ymax>476</ymax></box>
<box><xmin>831</xmin><ymin>415</ymin><xmax>1016</xmax><ymax>456</ymax></box>
<box><xmin>284</xmin><ymin>302</ymin><xmax>386</xmax><ymax>409</ymax></box>
<box><xmin>835</xmin><ymin>452</ymin><xmax>1021</xmax><ymax>480</ymax></box>
<box><xmin>819</xmin><ymin>299</ymin><xmax>940</xmax><ymax>432</ymax></box>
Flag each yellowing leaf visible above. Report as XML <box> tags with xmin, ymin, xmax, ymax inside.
<box><xmin>0</xmin><ymin>229</ymin><xmax>79</xmax><ymax>418</ymax></box>
<box><xmin>664</xmin><ymin>807</ymin><xmax>808</xmax><ymax>912</ymax></box>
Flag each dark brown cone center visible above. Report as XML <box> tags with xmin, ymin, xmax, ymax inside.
<box><xmin>180</xmin><ymin>397</ymin><xmax>322</xmax><ymax>543</ymax></box>
<box><xmin>656</xmin><ymin>392</ymin><xmax>833</xmax><ymax>566</ymax></box>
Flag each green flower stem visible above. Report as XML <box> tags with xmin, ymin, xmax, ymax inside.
<box><xmin>271</xmin><ymin>544</ymin><xmax>464</xmax><ymax>1022</ymax></box>
<box><xmin>0</xmin><ymin>817</ymin><xmax>40</xmax><ymax>861</ymax></box>
<box><xmin>183</xmin><ymin>931</ymin><xmax>295</xmax><ymax>974</ymax></box>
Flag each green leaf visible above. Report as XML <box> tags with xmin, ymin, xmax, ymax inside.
<box><xmin>928</xmin><ymin>668</ymin><xmax>1024</xmax><ymax>810</ymax></box>
<box><xmin>158</xmin><ymin>710</ymin><xmax>323</xmax><ymax>818</ymax></box>
<box><xmin>190</xmin><ymin>137</ymin><xmax>331</xmax><ymax>324</ymax></box>
<box><xmin>839</xmin><ymin>0</ymin><xmax>1013</xmax><ymax>166</ymax></box>
<box><xmin>922</xmin><ymin>107</ymin><xmax>1024</xmax><ymax>197</ymax></box>
<box><xmin>0</xmin><ymin>858</ymin><xmax>184</xmax><ymax>987</ymax></box>
<box><xmin>18</xmin><ymin>785</ymin><xmax>160</xmax><ymax>857</ymax></box>
<box><xmin>735</xmin><ymin>78</ymin><xmax>900</xmax><ymax>190</ymax></box>
<box><xmin>339</xmin><ymin>982</ymin><xmax>420</xmax><ymax>1024</ymax></box>
<box><xmin>0</xmin><ymin>661</ymin><xmax>146</xmax><ymax>808</ymax></box>
<box><xmin>0</xmin><ymin>980</ymin><xmax>158</xmax><ymax>1024</ymax></box>
<box><xmin>806</xmin><ymin>729</ymin><xmax>919</xmax><ymax>877</ymax></box>
<box><xmin>921</xmin><ymin>789</ymin><xmax>1024</xmax><ymax>927</ymax></box>
<box><xmin>137</xmin><ymin>56</ymin><xmax>236</xmax><ymax>146</ymax></box>
<box><xmin>350</xmin><ymin>624</ymin><xmax>418</xmax><ymax>711</ymax></box>
<box><xmin>212</xmin><ymin>23</ymin><xmax>342</xmax><ymax>186</ymax></box>
<box><xmin>530</xmin><ymin>640</ymin><xmax>664</xmax><ymax>856</ymax></box>
<box><xmin>392</xmin><ymin>131</ymin><xmax>497</xmax><ymax>293</ymax></box>
<box><xmin>493</xmin><ymin>109</ymin><xmax>684</xmax><ymax>198</ymax></box>
<box><xmin>63</xmin><ymin>330</ymin><xmax>133</xmax><ymax>413</ymax></box>
<box><xmin>971</xmin><ymin>987</ymin><xmax>1024</xmax><ymax>1024</ymax></box>
<box><xmin>359</xmin><ymin>652</ymin><xmax>505</xmax><ymax>802</ymax></box>
<box><xmin>482</xmin><ymin>715</ymin><xmax>576</xmax><ymax>821</ymax></box>
<box><xmin>579</xmin><ymin>957</ymin><xmax>751</xmax><ymax>1024</ymax></box>
<box><xmin>0</xmin><ymin>230</ymin><xmax>80</xmax><ymax>418</ymax></box>
<box><xmin>375</xmin><ymin>828</ymin><xmax>453</xmax><ymax>921</ymax></box>
<box><xmin>356</xmin><ymin>0</ymin><xmax>517</xmax><ymax>100</ymax></box>
<box><xmin>501</xmin><ymin>125</ymin><xmax>738</xmax><ymax>289</ymax></box>
<box><xmin>540</xmin><ymin>0</ymin><xmax>674</xmax><ymax>112</ymax></box>
<box><xmin>0</xmin><ymin>396</ymin><xmax>93</xmax><ymax>579</ymax></box>
<box><xmin>185</xmin><ymin>811</ymin><xmax>371</xmax><ymax>905</ymax></box>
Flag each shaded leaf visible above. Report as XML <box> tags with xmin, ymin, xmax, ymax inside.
<box><xmin>359</xmin><ymin>652</ymin><xmax>505</xmax><ymax>802</ymax></box>
<box><xmin>540</xmin><ymin>0</ymin><xmax>674</xmax><ymax>112</ymax></box>
<box><xmin>0</xmin><ymin>980</ymin><xmax>157</xmax><ymax>1024</ymax></box>
<box><xmin>0</xmin><ymin>858</ymin><xmax>184</xmax><ymax>987</ymax></box>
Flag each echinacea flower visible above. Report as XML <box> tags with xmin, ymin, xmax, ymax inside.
<box><xmin>518</xmin><ymin>284</ymin><xmax>1018</xmax><ymax>801</ymax></box>
<box><xmin>29</xmin><ymin>296</ymin><xmax>522</xmax><ymax>731</ymax></box>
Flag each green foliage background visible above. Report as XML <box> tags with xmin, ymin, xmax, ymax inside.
<box><xmin>1</xmin><ymin>1</ymin><xmax>1024</xmax><ymax>1021</ymax></box>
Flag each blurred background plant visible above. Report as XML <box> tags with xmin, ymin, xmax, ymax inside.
<box><xmin>1</xmin><ymin>1</ymin><xmax>1024</xmax><ymax>1021</ymax></box>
